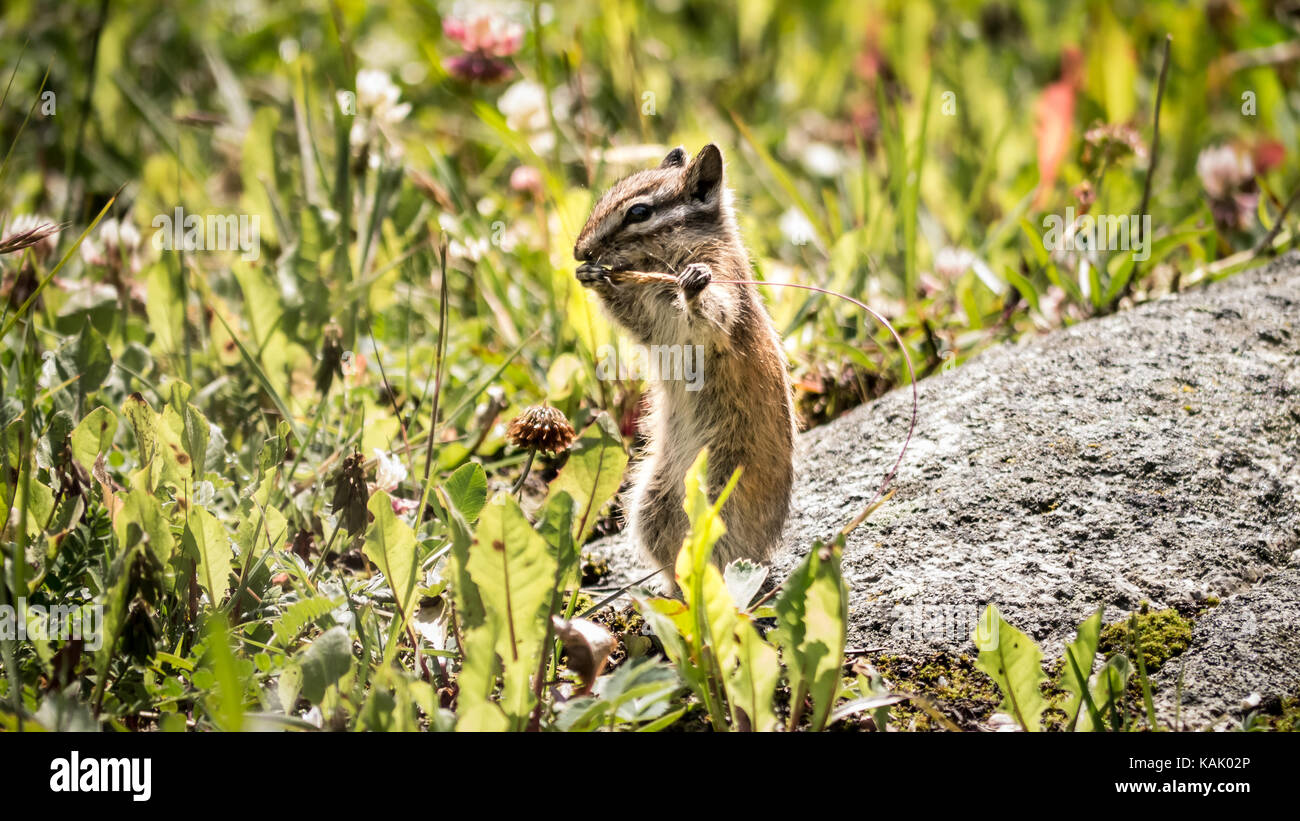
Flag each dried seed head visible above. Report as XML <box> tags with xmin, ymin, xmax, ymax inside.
<box><xmin>315</xmin><ymin>322</ymin><xmax>344</xmax><ymax>395</ymax></box>
<box><xmin>505</xmin><ymin>404</ymin><xmax>576</xmax><ymax>453</ymax></box>
<box><xmin>332</xmin><ymin>451</ymin><xmax>371</xmax><ymax>537</ymax></box>
<box><xmin>0</xmin><ymin>217</ymin><xmax>61</xmax><ymax>259</ymax></box>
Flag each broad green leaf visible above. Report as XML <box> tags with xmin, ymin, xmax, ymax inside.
<box><xmin>363</xmin><ymin>491</ymin><xmax>419</xmax><ymax>623</ymax></box>
<box><xmin>144</xmin><ymin>262</ymin><xmax>182</xmax><ymax>355</ymax></box>
<box><xmin>122</xmin><ymin>393</ymin><xmax>159</xmax><ymax>469</ymax></box>
<box><xmin>277</xmin><ymin>665</ymin><xmax>303</xmax><ymax>714</ymax></box>
<box><xmin>455</xmin><ymin>622</ymin><xmax>510</xmax><ymax>732</ymax></box>
<box><xmin>724</xmin><ymin>559</ymin><xmax>769</xmax><ymax>610</ymax></box>
<box><xmin>973</xmin><ymin>604</ymin><xmax>1048</xmax><ymax>732</ymax></box>
<box><xmin>636</xmin><ymin>451</ymin><xmax>750</xmax><ymax>730</ymax></box>
<box><xmin>443</xmin><ymin>461</ymin><xmax>487</xmax><ymax>524</ymax></box>
<box><xmin>435</xmin><ymin>484</ymin><xmax>486</xmax><ymax>632</ymax></box>
<box><xmin>121</xmin><ymin>392</ymin><xmax>188</xmax><ymax>491</ymax></box>
<box><xmin>773</xmin><ymin>538</ymin><xmax>848</xmax><ymax>731</ymax></box>
<box><xmin>115</xmin><ymin>486</ymin><xmax>176</xmax><ymax>574</ymax></box>
<box><xmin>537</xmin><ymin>490</ymin><xmax>579</xmax><ymax>589</ymax></box>
<box><xmin>168</xmin><ymin>381</ymin><xmax>210</xmax><ymax>479</ymax></box>
<box><xmin>543</xmin><ymin>412</ymin><xmax>627</xmax><ymax>545</ymax></box>
<box><xmin>55</xmin><ymin>319</ymin><xmax>112</xmax><ymax>399</ymax></box>
<box><xmin>676</xmin><ymin>448</ymin><xmax>740</xmax><ymax>595</ymax></box>
<box><xmin>555</xmin><ymin>658</ymin><xmax>682</xmax><ymax>731</ymax></box>
<box><xmin>184</xmin><ymin>506</ymin><xmax>232</xmax><ymax>605</ymax></box>
<box><xmin>729</xmin><ymin>619</ymin><xmax>781</xmax><ymax>732</ymax></box>
<box><xmin>1060</xmin><ymin>608</ymin><xmax>1103</xmax><ymax>730</ymax></box>
<box><xmin>464</xmin><ymin>493</ymin><xmax>557</xmax><ymax>728</ymax></box>
<box><xmin>1087</xmin><ymin>6</ymin><xmax>1136</xmax><ymax>123</ymax></box>
<box><xmin>297</xmin><ymin>626</ymin><xmax>352</xmax><ymax>704</ymax></box>
<box><xmin>15</xmin><ymin>479</ymin><xmax>55</xmax><ymax>539</ymax></box>
<box><xmin>70</xmin><ymin>406</ymin><xmax>118</xmax><ymax>474</ymax></box>
<box><xmin>1078</xmin><ymin>654</ymin><xmax>1134</xmax><ymax>732</ymax></box>
<box><xmin>233</xmin><ymin>476</ymin><xmax>288</xmax><ymax>560</ymax></box>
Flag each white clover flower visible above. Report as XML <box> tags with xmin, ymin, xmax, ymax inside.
<box><xmin>350</xmin><ymin>68</ymin><xmax>410</xmax><ymax>153</ymax></box>
<box><xmin>933</xmin><ymin>247</ymin><xmax>975</xmax><ymax>280</ymax></box>
<box><xmin>1196</xmin><ymin>145</ymin><xmax>1254</xmax><ymax>199</ymax></box>
<box><xmin>79</xmin><ymin>235</ymin><xmax>103</xmax><ymax>266</ymax></box>
<box><xmin>98</xmin><ymin>218</ymin><xmax>121</xmax><ymax>252</ymax></box>
<box><xmin>498</xmin><ymin>79</ymin><xmax>549</xmax><ymax>132</ymax></box>
<box><xmin>118</xmin><ymin>219</ymin><xmax>142</xmax><ymax>253</ymax></box>
<box><xmin>356</xmin><ymin>68</ymin><xmax>401</xmax><ymax>113</ymax></box>
<box><xmin>448</xmin><ymin>236</ymin><xmax>490</xmax><ymax>262</ymax></box>
<box><xmin>800</xmin><ymin>142</ymin><xmax>845</xmax><ymax>178</ymax></box>
<box><xmin>779</xmin><ymin>207</ymin><xmax>816</xmax><ymax>247</ymax></box>
<box><xmin>372</xmin><ymin>448</ymin><xmax>408</xmax><ymax>492</ymax></box>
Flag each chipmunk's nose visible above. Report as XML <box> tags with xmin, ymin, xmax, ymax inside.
<box><xmin>574</xmin><ymin>242</ymin><xmax>589</xmax><ymax>262</ymax></box>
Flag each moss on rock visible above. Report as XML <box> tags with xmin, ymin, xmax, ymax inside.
<box><xmin>1098</xmin><ymin>606</ymin><xmax>1192</xmax><ymax>675</ymax></box>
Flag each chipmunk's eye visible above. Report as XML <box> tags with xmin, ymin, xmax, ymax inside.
<box><xmin>624</xmin><ymin>204</ymin><xmax>652</xmax><ymax>224</ymax></box>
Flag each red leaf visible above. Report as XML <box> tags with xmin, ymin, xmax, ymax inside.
<box><xmin>1033</xmin><ymin>47</ymin><xmax>1083</xmax><ymax>209</ymax></box>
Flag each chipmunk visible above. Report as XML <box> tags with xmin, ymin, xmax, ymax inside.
<box><xmin>574</xmin><ymin>144</ymin><xmax>796</xmax><ymax>583</ymax></box>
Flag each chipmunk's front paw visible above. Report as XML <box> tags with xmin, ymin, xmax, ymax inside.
<box><xmin>575</xmin><ymin>262</ymin><xmax>610</xmax><ymax>287</ymax></box>
<box><xmin>678</xmin><ymin>263</ymin><xmax>711</xmax><ymax>298</ymax></box>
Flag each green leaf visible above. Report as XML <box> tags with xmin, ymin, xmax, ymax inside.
<box><xmin>273</xmin><ymin>596</ymin><xmax>342</xmax><ymax>647</ymax></box>
<box><xmin>232</xmin><ymin>475</ymin><xmax>288</xmax><ymax>560</ymax></box>
<box><xmin>1078</xmin><ymin>654</ymin><xmax>1134</xmax><ymax>732</ymax></box>
<box><xmin>543</xmin><ymin>412</ymin><xmax>627</xmax><ymax>545</ymax></box>
<box><xmin>772</xmin><ymin>537</ymin><xmax>848</xmax><ymax>731</ymax></box>
<box><xmin>70</xmin><ymin>406</ymin><xmax>118</xmax><ymax>475</ymax></box>
<box><xmin>1086</xmin><ymin>6</ymin><xmax>1136</xmax><ymax>123</ymax></box>
<box><xmin>55</xmin><ymin>320</ymin><xmax>113</xmax><ymax>399</ymax></box>
<box><xmin>297</xmin><ymin>626</ymin><xmax>352</xmax><ymax>704</ymax></box>
<box><xmin>973</xmin><ymin>604</ymin><xmax>1048</xmax><ymax>732</ymax></box>
<box><xmin>362</xmin><ymin>491</ymin><xmax>419</xmax><ymax>625</ymax></box>
<box><xmin>729</xmin><ymin>618</ymin><xmax>781</xmax><ymax>732</ymax></box>
<box><xmin>463</xmin><ymin>492</ymin><xmax>558</xmax><ymax>729</ymax></box>
<box><xmin>1059</xmin><ymin>608</ymin><xmax>1103</xmax><ymax>730</ymax></box>
<box><xmin>184</xmin><ymin>506</ymin><xmax>233</xmax><ymax>606</ymax></box>
<box><xmin>122</xmin><ymin>393</ymin><xmax>159</xmax><ymax>469</ymax></box>
<box><xmin>200</xmin><ymin>613</ymin><xmax>245</xmax><ymax>731</ymax></box>
<box><xmin>277</xmin><ymin>665</ymin><xmax>303</xmax><ymax>713</ymax></box>
<box><xmin>537</xmin><ymin>490</ymin><xmax>579</xmax><ymax>589</ymax></box>
<box><xmin>723</xmin><ymin>559</ymin><xmax>769</xmax><ymax>610</ymax></box>
<box><xmin>443</xmin><ymin>462</ymin><xmax>487</xmax><ymax>524</ymax></box>
<box><xmin>436</xmin><ymin>483</ymin><xmax>486</xmax><ymax>633</ymax></box>
<box><xmin>168</xmin><ymin>381</ymin><xmax>210</xmax><ymax>479</ymax></box>
<box><xmin>554</xmin><ymin>658</ymin><xmax>683</xmax><ymax>731</ymax></box>
<box><xmin>115</xmin><ymin>486</ymin><xmax>176</xmax><ymax>574</ymax></box>
<box><xmin>636</xmin><ymin>450</ymin><xmax>751</xmax><ymax>731</ymax></box>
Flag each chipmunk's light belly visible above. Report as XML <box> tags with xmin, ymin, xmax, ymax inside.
<box><xmin>653</xmin><ymin>378</ymin><xmax>710</xmax><ymax>475</ymax></box>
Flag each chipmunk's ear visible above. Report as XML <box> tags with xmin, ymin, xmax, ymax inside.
<box><xmin>685</xmin><ymin>143</ymin><xmax>723</xmax><ymax>202</ymax></box>
<box><xmin>660</xmin><ymin>146</ymin><xmax>687</xmax><ymax>169</ymax></box>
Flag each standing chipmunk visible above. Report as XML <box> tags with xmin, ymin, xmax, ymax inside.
<box><xmin>574</xmin><ymin>143</ymin><xmax>796</xmax><ymax>581</ymax></box>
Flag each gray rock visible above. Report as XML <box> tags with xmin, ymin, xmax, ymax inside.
<box><xmin>592</xmin><ymin>253</ymin><xmax>1299</xmax><ymax>729</ymax></box>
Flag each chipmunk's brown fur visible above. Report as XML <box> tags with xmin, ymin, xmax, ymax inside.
<box><xmin>574</xmin><ymin>144</ymin><xmax>796</xmax><ymax>583</ymax></box>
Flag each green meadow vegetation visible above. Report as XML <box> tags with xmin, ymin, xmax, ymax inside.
<box><xmin>0</xmin><ymin>0</ymin><xmax>1295</xmax><ymax>731</ymax></box>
